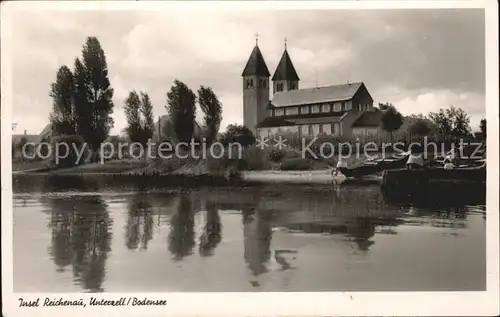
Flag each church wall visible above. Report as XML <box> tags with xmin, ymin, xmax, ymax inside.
<box><xmin>243</xmin><ymin>75</ymin><xmax>270</xmax><ymax>133</ymax></box>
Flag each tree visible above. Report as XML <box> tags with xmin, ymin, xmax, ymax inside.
<box><xmin>378</xmin><ymin>102</ymin><xmax>392</xmax><ymax>111</ymax></box>
<box><xmin>380</xmin><ymin>104</ymin><xmax>404</xmax><ymax>142</ymax></box>
<box><xmin>73</xmin><ymin>36</ymin><xmax>114</xmax><ymax>158</ymax></box>
<box><xmin>409</xmin><ymin>118</ymin><xmax>431</xmax><ymax>137</ymax></box>
<box><xmin>51</xmin><ymin>135</ymin><xmax>85</xmax><ymax>168</ymax></box>
<box><xmin>140</xmin><ymin>92</ymin><xmax>155</xmax><ymax>143</ymax></box>
<box><xmin>49</xmin><ymin>65</ymin><xmax>76</xmax><ymax>135</ymax></box>
<box><xmin>198</xmin><ymin>86</ymin><xmax>222</xmax><ymax>144</ymax></box>
<box><xmin>220</xmin><ymin>124</ymin><xmax>255</xmax><ymax>147</ymax></box>
<box><xmin>124</xmin><ymin>91</ymin><xmax>142</xmax><ymax>143</ymax></box>
<box><xmin>428</xmin><ymin>108</ymin><xmax>453</xmax><ymax>138</ymax></box>
<box><xmin>480</xmin><ymin>119</ymin><xmax>486</xmax><ymax>137</ymax></box>
<box><xmin>124</xmin><ymin>91</ymin><xmax>155</xmax><ymax>146</ymax></box>
<box><xmin>73</xmin><ymin>58</ymin><xmax>92</xmax><ymax>140</ymax></box>
<box><xmin>449</xmin><ymin>107</ymin><xmax>471</xmax><ymax>139</ymax></box>
<box><xmin>166</xmin><ymin>80</ymin><xmax>196</xmax><ymax>143</ymax></box>
<box><xmin>429</xmin><ymin>106</ymin><xmax>471</xmax><ymax>141</ymax></box>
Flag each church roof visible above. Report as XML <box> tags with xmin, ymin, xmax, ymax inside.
<box><xmin>241</xmin><ymin>45</ymin><xmax>271</xmax><ymax>77</ymax></box>
<box><xmin>256</xmin><ymin>113</ymin><xmax>344</xmax><ymax>128</ymax></box>
<box><xmin>272</xmin><ymin>49</ymin><xmax>300</xmax><ymax>81</ymax></box>
<box><xmin>271</xmin><ymin>82</ymin><xmax>364</xmax><ymax>107</ymax></box>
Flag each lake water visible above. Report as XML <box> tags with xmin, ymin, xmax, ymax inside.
<box><xmin>12</xmin><ymin>177</ymin><xmax>486</xmax><ymax>292</ymax></box>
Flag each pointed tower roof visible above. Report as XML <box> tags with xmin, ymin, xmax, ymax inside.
<box><xmin>241</xmin><ymin>45</ymin><xmax>271</xmax><ymax>77</ymax></box>
<box><xmin>272</xmin><ymin>48</ymin><xmax>300</xmax><ymax>81</ymax></box>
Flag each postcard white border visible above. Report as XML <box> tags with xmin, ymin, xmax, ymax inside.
<box><xmin>2</xmin><ymin>1</ymin><xmax>499</xmax><ymax>316</ymax></box>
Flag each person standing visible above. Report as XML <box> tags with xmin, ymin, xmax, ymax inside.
<box><xmin>406</xmin><ymin>145</ymin><xmax>424</xmax><ymax>170</ymax></box>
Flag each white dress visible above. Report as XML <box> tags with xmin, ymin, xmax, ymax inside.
<box><xmin>406</xmin><ymin>154</ymin><xmax>423</xmax><ymax>166</ymax></box>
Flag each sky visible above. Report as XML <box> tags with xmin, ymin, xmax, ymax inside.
<box><xmin>7</xmin><ymin>7</ymin><xmax>485</xmax><ymax>135</ymax></box>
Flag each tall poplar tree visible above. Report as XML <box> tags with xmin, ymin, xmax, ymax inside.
<box><xmin>49</xmin><ymin>65</ymin><xmax>77</xmax><ymax>135</ymax></box>
<box><xmin>198</xmin><ymin>86</ymin><xmax>222</xmax><ymax>144</ymax></box>
<box><xmin>74</xmin><ymin>36</ymin><xmax>114</xmax><ymax>155</ymax></box>
<box><xmin>140</xmin><ymin>92</ymin><xmax>155</xmax><ymax>143</ymax></box>
<box><xmin>166</xmin><ymin>80</ymin><xmax>196</xmax><ymax>143</ymax></box>
<box><xmin>124</xmin><ymin>91</ymin><xmax>142</xmax><ymax>143</ymax></box>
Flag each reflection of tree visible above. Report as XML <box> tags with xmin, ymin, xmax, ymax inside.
<box><xmin>346</xmin><ymin>217</ymin><xmax>376</xmax><ymax>252</ymax></box>
<box><xmin>243</xmin><ymin>208</ymin><xmax>273</xmax><ymax>277</ymax></box>
<box><xmin>199</xmin><ymin>202</ymin><xmax>222</xmax><ymax>257</ymax></box>
<box><xmin>46</xmin><ymin>196</ymin><xmax>112</xmax><ymax>292</ymax></box>
<box><xmin>71</xmin><ymin>198</ymin><xmax>112</xmax><ymax>292</ymax></box>
<box><xmin>125</xmin><ymin>194</ymin><xmax>154</xmax><ymax>250</ymax></box>
<box><xmin>168</xmin><ymin>195</ymin><xmax>195</xmax><ymax>261</ymax></box>
<box><xmin>47</xmin><ymin>199</ymin><xmax>75</xmax><ymax>271</ymax></box>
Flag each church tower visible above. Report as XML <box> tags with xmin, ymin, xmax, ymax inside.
<box><xmin>242</xmin><ymin>39</ymin><xmax>270</xmax><ymax>133</ymax></box>
<box><xmin>272</xmin><ymin>39</ymin><xmax>300</xmax><ymax>94</ymax></box>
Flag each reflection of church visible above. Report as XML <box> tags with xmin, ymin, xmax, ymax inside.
<box><xmin>242</xmin><ymin>208</ymin><xmax>273</xmax><ymax>277</ymax></box>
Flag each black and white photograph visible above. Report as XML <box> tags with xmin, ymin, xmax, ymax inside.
<box><xmin>1</xmin><ymin>1</ymin><xmax>499</xmax><ymax>316</ymax></box>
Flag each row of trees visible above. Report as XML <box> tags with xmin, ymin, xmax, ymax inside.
<box><xmin>376</xmin><ymin>102</ymin><xmax>484</xmax><ymax>142</ymax></box>
<box><xmin>123</xmin><ymin>80</ymin><xmax>224</xmax><ymax>148</ymax></box>
<box><xmin>164</xmin><ymin>81</ymin><xmax>223</xmax><ymax>144</ymax></box>
<box><xmin>49</xmin><ymin>36</ymin><xmax>114</xmax><ymax>160</ymax></box>
<box><xmin>48</xmin><ymin>36</ymin><xmax>228</xmax><ymax>162</ymax></box>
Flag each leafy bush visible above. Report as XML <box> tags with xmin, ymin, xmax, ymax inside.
<box><xmin>241</xmin><ymin>146</ymin><xmax>271</xmax><ymax>170</ymax></box>
<box><xmin>220</xmin><ymin>124</ymin><xmax>255</xmax><ymax>147</ymax></box>
<box><xmin>267</xmin><ymin>149</ymin><xmax>286</xmax><ymax>163</ymax></box>
<box><xmin>51</xmin><ymin>135</ymin><xmax>85</xmax><ymax>168</ymax></box>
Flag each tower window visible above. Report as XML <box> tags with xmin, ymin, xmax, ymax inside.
<box><xmin>277</xmin><ymin>83</ymin><xmax>284</xmax><ymax>92</ymax></box>
<box><xmin>258</xmin><ymin>79</ymin><xmax>267</xmax><ymax>89</ymax></box>
<box><xmin>245</xmin><ymin>79</ymin><xmax>253</xmax><ymax>89</ymax></box>
<box><xmin>289</xmin><ymin>82</ymin><xmax>296</xmax><ymax>90</ymax></box>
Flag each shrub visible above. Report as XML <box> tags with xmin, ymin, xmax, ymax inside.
<box><xmin>280</xmin><ymin>158</ymin><xmax>313</xmax><ymax>171</ymax></box>
<box><xmin>241</xmin><ymin>145</ymin><xmax>271</xmax><ymax>170</ymax></box>
<box><xmin>267</xmin><ymin>149</ymin><xmax>286</xmax><ymax>163</ymax></box>
<box><xmin>220</xmin><ymin>124</ymin><xmax>255</xmax><ymax>147</ymax></box>
<box><xmin>50</xmin><ymin>135</ymin><xmax>85</xmax><ymax>168</ymax></box>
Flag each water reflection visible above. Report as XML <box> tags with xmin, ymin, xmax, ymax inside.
<box><xmin>13</xmin><ymin>179</ymin><xmax>486</xmax><ymax>292</ymax></box>
<box><xmin>168</xmin><ymin>195</ymin><xmax>196</xmax><ymax>261</ymax></box>
<box><xmin>125</xmin><ymin>194</ymin><xmax>154</xmax><ymax>250</ymax></box>
<box><xmin>346</xmin><ymin>218</ymin><xmax>376</xmax><ymax>252</ymax></box>
<box><xmin>45</xmin><ymin>196</ymin><xmax>112</xmax><ymax>292</ymax></box>
<box><xmin>243</xmin><ymin>208</ymin><xmax>273</xmax><ymax>278</ymax></box>
<box><xmin>199</xmin><ymin>202</ymin><xmax>222</xmax><ymax>257</ymax></box>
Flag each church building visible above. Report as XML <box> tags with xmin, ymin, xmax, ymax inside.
<box><xmin>241</xmin><ymin>40</ymin><xmax>375</xmax><ymax>139</ymax></box>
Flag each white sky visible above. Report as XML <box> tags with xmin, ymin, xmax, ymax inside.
<box><xmin>6</xmin><ymin>7</ymin><xmax>485</xmax><ymax>135</ymax></box>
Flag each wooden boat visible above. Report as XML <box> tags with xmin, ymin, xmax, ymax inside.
<box><xmin>380</xmin><ymin>165</ymin><xmax>486</xmax><ymax>206</ymax></box>
<box><xmin>334</xmin><ymin>155</ymin><xmax>408</xmax><ymax>178</ymax></box>
<box><xmin>426</xmin><ymin>163</ymin><xmax>486</xmax><ymax>182</ymax></box>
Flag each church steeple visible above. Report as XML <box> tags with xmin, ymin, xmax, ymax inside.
<box><xmin>241</xmin><ymin>43</ymin><xmax>271</xmax><ymax>77</ymax></box>
<box><xmin>272</xmin><ymin>39</ymin><xmax>299</xmax><ymax>94</ymax></box>
<box><xmin>242</xmin><ymin>39</ymin><xmax>270</xmax><ymax>133</ymax></box>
